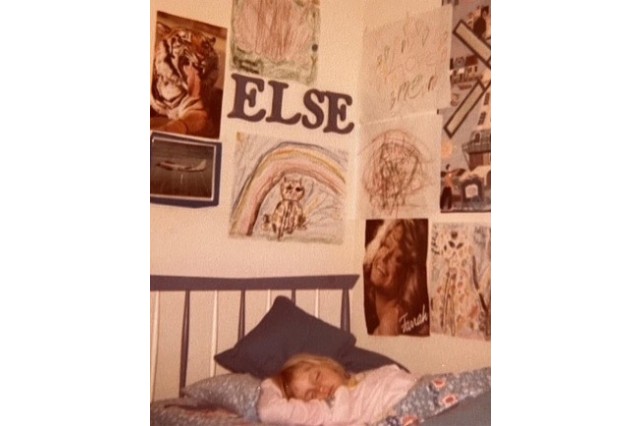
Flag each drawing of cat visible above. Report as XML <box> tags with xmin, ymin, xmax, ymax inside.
<box><xmin>263</xmin><ymin>176</ymin><xmax>307</xmax><ymax>240</ymax></box>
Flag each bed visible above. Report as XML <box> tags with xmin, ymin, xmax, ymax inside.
<box><xmin>150</xmin><ymin>275</ymin><xmax>490</xmax><ymax>426</ymax></box>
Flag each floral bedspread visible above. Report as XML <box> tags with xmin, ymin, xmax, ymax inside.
<box><xmin>151</xmin><ymin>368</ymin><xmax>490</xmax><ymax>426</ymax></box>
<box><xmin>151</xmin><ymin>398</ymin><xmax>264</xmax><ymax>426</ymax></box>
<box><xmin>375</xmin><ymin>367</ymin><xmax>491</xmax><ymax>426</ymax></box>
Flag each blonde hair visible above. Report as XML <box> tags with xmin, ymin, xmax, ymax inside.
<box><xmin>272</xmin><ymin>353</ymin><xmax>354</xmax><ymax>399</ymax></box>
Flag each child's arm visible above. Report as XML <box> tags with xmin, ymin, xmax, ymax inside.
<box><xmin>258</xmin><ymin>378</ymin><xmax>334</xmax><ymax>425</ymax></box>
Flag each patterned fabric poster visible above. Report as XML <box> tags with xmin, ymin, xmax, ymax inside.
<box><xmin>429</xmin><ymin>222</ymin><xmax>490</xmax><ymax>340</ymax></box>
<box><xmin>363</xmin><ymin>219</ymin><xmax>430</xmax><ymax>336</ymax></box>
<box><xmin>439</xmin><ymin>0</ymin><xmax>491</xmax><ymax>212</ymax></box>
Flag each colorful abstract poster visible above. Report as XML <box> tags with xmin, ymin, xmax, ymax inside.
<box><xmin>229</xmin><ymin>132</ymin><xmax>348</xmax><ymax>244</ymax></box>
<box><xmin>231</xmin><ymin>0</ymin><xmax>320</xmax><ymax>85</ymax></box>
<box><xmin>363</xmin><ymin>219</ymin><xmax>430</xmax><ymax>336</ymax></box>
<box><xmin>360</xmin><ymin>5</ymin><xmax>452</xmax><ymax>123</ymax></box>
<box><xmin>439</xmin><ymin>0</ymin><xmax>491</xmax><ymax>212</ymax></box>
<box><xmin>358</xmin><ymin>113</ymin><xmax>442</xmax><ymax>219</ymax></box>
<box><xmin>150</xmin><ymin>12</ymin><xmax>227</xmax><ymax>139</ymax></box>
<box><xmin>429</xmin><ymin>222</ymin><xmax>491</xmax><ymax>340</ymax></box>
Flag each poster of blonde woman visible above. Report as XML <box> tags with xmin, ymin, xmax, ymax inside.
<box><xmin>363</xmin><ymin>219</ymin><xmax>430</xmax><ymax>336</ymax></box>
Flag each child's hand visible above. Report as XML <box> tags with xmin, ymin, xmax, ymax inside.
<box><xmin>381</xmin><ymin>414</ymin><xmax>418</xmax><ymax>426</ymax></box>
<box><xmin>400</xmin><ymin>415</ymin><xmax>418</xmax><ymax>426</ymax></box>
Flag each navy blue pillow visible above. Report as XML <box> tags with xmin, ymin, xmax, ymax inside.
<box><xmin>214</xmin><ymin>296</ymin><xmax>356</xmax><ymax>378</ymax></box>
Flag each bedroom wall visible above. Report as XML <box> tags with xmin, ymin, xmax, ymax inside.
<box><xmin>151</xmin><ymin>0</ymin><xmax>490</xmax><ymax>400</ymax></box>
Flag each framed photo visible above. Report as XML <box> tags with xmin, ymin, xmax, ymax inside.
<box><xmin>150</xmin><ymin>132</ymin><xmax>222</xmax><ymax>207</ymax></box>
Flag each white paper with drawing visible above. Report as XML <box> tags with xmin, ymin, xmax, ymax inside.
<box><xmin>357</xmin><ymin>113</ymin><xmax>442</xmax><ymax>219</ymax></box>
<box><xmin>230</xmin><ymin>132</ymin><xmax>349</xmax><ymax>244</ymax></box>
<box><xmin>360</xmin><ymin>5</ymin><xmax>452</xmax><ymax>123</ymax></box>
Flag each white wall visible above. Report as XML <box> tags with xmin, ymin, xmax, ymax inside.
<box><xmin>150</xmin><ymin>0</ymin><xmax>362</xmax><ymax>278</ymax></box>
<box><xmin>150</xmin><ymin>0</ymin><xmax>490</xmax><ymax>401</ymax></box>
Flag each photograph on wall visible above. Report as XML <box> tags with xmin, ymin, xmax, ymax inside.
<box><xmin>358</xmin><ymin>113</ymin><xmax>442</xmax><ymax>219</ymax></box>
<box><xmin>439</xmin><ymin>0</ymin><xmax>491</xmax><ymax>212</ymax></box>
<box><xmin>363</xmin><ymin>219</ymin><xmax>430</xmax><ymax>336</ymax></box>
<box><xmin>229</xmin><ymin>132</ymin><xmax>348</xmax><ymax>244</ymax></box>
<box><xmin>429</xmin><ymin>222</ymin><xmax>490</xmax><ymax>340</ymax></box>
<box><xmin>231</xmin><ymin>0</ymin><xmax>320</xmax><ymax>85</ymax></box>
<box><xmin>360</xmin><ymin>5</ymin><xmax>452</xmax><ymax>123</ymax></box>
<box><xmin>150</xmin><ymin>132</ymin><xmax>222</xmax><ymax>207</ymax></box>
<box><xmin>150</xmin><ymin>11</ymin><xmax>227</xmax><ymax>139</ymax></box>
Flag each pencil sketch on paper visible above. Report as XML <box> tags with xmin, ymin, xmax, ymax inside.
<box><xmin>360</xmin><ymin>5</ymin><xmax>452</xmax><ymax>122</ymax></box>
<box><xmin>230</xmin><ymin>133</ymin><xmax>348</xmax><ymax>244</ymax></box>
<box><xmin>231</xmin><ymin>0</ymin><xmax>320</xmax><ymax>85</ymax></box>
<box><xmin>429</xmin><ymin>222</ymin><xmax>491</xmax><ymax>341</ymax></box>
<box><xmin>359</xmin><ymin>128</ymin><xmax>440</xmax><ymax>218</ymax></box>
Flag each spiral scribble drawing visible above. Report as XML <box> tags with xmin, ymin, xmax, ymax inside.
<box><xmin>361</xmin><ymin>129</ymin><xmax>430</xmax><ymax>216</ymax></box>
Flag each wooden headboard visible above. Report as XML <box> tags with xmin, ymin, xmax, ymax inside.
<box><xmin>150</xmin><ymin>274</ymin><xmax>359</xmax><ymax>396</ymax></box>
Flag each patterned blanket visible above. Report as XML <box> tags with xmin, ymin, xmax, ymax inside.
<box><xmin>151</xmin><ymin>368</ymin><xmax>490</xmax><ymax>426</ymax></box>
<box><xmin>376</xmin><ymin>367</ymin><xmax>490</xmax><ymax>426</ymax></box>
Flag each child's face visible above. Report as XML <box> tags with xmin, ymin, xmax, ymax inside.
<box><xmin>288</xmin><ymin>364</ymin><xmax>348</xmax><ymax>401</ymax></box>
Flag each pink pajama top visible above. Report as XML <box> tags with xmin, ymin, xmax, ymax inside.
<box><xmin>257</xmin><ymin>364</ymin><xmax>417</xmax><ymax>425</ymax></box>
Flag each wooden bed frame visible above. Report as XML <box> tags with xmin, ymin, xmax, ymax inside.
<box><xmin>150</xmin><ymin>274</ymin><xmax>359</xmax><ymax>395</ymax></box>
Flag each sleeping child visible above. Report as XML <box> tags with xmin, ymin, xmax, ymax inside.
<box><xmin>258</xmin><ymin>353</ymin><xmax>491</xmax><ymax>426</ymax></box>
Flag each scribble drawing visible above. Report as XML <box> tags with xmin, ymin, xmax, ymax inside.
<box><xmin>372</xmin><ymin>20</ymin><xmax>448</xmax><ymax>109</ymax></box>
<box><xmin>230</xmin><ymin>135</ymin><xmax>347</xmax><ymax>244</ymax></box>
<box><xmin>429</xmin><ymin>223</ymin><xmax>491</xmax><ymax>341</ymax></box>
<box><xmin>231</xmin><ymin>0</ymin><xmax>320</xmax><ymax>84</ymax></box>
<box><xmin>361</xmin><ymin>129</ymin><xmax>434</xmax><ymax>216</ymax></box>
<box><xmin>360</xmin><ymin>6</ymin><xmax>452</xmax><ymax>121</ymax></box>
